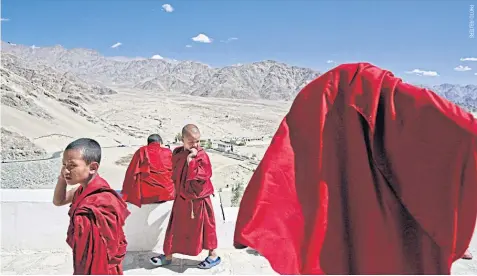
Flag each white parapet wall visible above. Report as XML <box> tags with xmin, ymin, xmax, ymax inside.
<box><xmin>1</xmin><ymin>189</ymin><xmax>172</xmax><ymax>252</ymax></box>
<box><xmin>124</xmin><ymin>202</ymin><xmax>173</xmax><ymax>252</ymax></box>
<box><xmin>1</xmin><ymin>189</ymin><xmax>234</xmax><ymax>252</ymax></box>
<box><xmin>1</xmin><ymin>189</ymin><xmax>72</xmax><ymax>251</ymax></box>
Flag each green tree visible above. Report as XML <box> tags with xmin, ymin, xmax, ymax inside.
<box><xmin>174</xmin><ymin>132</ymin><xmax>182</xmax><ymax>143</ymax></box>
<box><xmin>231</xmin><ymin>181</ymin><xmax>245</xmax><ymax>207</ymax></box>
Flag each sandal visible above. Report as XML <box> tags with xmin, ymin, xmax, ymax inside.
<box><xmin>150</xmin><ymin>254</ymin><xmax>172</xmax><ymax>266</ymax></box>
<box><xmin>462</xmin><ymin>249</ymin><xmax>473</xmax><ymax>260</ymax></box>
<box><xmin>197</xmin><ymin>256</ymin><xmax>221</xmax><ymax>269</ymax></box>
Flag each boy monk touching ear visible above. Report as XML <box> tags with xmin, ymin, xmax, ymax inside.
<box><xmin>53</xmin><ymin>138</ymin><xmax>130</xmax><ymax>274</ymax></box>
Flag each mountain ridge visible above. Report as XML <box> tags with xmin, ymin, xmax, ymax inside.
<box><xmin>1</xmin><ymin>41</ymin><xmax>476</xmax><ymax>110</ymax></box>
<box><xmin>1</xmin><ymin>42</ymin><xmax>320</xmax><ymax>100</ymax></box>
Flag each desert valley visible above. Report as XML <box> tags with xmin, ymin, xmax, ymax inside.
<box><xmin>1</xmin><ymin>41</ymin><xmax>477</xmax><ymax>207</ymax></box>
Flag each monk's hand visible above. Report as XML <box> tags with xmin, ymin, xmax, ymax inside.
<box><xmin>58</xmin><ymin>169</ymin><xmax>66</xmax><ymax>184</ymax></box>
<box><xmin>187</xmin><ymin>148</ymin><xmax>198</xmax><ymax>163</ymax></box>
<box><xmin>189</xmin><ymin>148</ymin><xmax>198</xmax><ymax>157</ymax></box>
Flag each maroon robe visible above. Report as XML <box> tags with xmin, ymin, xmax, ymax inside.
<box><xmin>121</xmin><ymin>142</ymin><xmax>175</xmax><ymax>207</ymax></box>
<box><xmin>163</xmin><ymin>146</ymin><xmax>218</xmax><ymax>256</ymax></box>
<box><xmin>67</xmin><ymin>175</ymin><xmax>130</xmax><ymax>275</ymax></box>
<box><xmin>234</xmin><ymin>63</ymin><xmax>477</xmax><ymax>274</ymax></box>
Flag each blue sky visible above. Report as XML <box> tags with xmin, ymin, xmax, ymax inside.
<box><xmin>1</xmin><ymin>0</ymin><xmax>476</xmax><ymax>85</ymax></box>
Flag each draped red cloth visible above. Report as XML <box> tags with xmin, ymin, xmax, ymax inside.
<box><xmin>67</xmin><ymin>175</ymin><xmax>130</xmax><ymax>275</ymax></box>
<box><xmin>121</xmin><ymin>142</ymin><xmax>175</xmax><ymax>207</ymax></box>
<box><xmin>233</xmin><ymin>63</ymin><xmax>477</xmax><ymax>274</ymax></box>
<box><xmin>163</xmin><ymin>146</ymin><xmax>218</xmax><ymax>256</ymax></box>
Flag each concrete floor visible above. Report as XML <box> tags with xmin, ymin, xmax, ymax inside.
<box><xmin>0</xmin><ymin>249</ymin><xmax>276</xmax><ymax>275</ymax></box>
<box><xmin>2</xmin><ymin>243</ymin><xmax>477</xmax><ymax>275</ymax></box>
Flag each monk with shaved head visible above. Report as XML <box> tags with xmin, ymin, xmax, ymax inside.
<box><xmin>150</xmin><ymin>124</ymin><xmax>221</xmax><ymax>269</ymax></box>
<box><xmin>121</xmin><ymin>133</ymin><xmax>175</xmax><ymax>207</ymax></box>
<box><xmin>52</xmin><ymin>138</ymin><xmax>130</xmax><ymax>274</ymax></box>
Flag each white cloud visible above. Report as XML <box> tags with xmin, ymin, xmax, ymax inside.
<box><xmin>475</xmin><ymin>72</ymin><xmax>477</xmax><ymax>76</ymax></box>
<box><xmin>454</xmin><ymin>65</ymin><xmax>472</xmax><ymax>71</ymax></box>
<box><xmin>326</xmin><ymin>60</ymin><xmax>334</xmax><ymax>64</ymax></box>
<box><xmin>151</xmin><ymin>54</ymin><xmax>164</xmax><ymax>60</ymax></box>
<box><xmin>220</xmin><ymin>37</ymin><xmax>238</xmax><ymax>43</ymax></box>
<box><xmin>31</xmin><ymin>45</ymin><xmax>40</xmax><ymax>49</ymax></box>
<box><xmin>405</xmin><ymin>69</ymin><xmax>439</xmax><ymax>77</ymax></box>
<box><xmin>185</xmin><ymin>45</ymin><xmax>192</xmax><ymax>48</ymax></box>
<box><xmin>1</xmin><ymin>18</ymin><xmax>10</xmax><ymax>21</ymax></box>
<box><xmin>162</xmin><ymin>4</ymin><xmax>174</xmax><ymax>13</ymax></box>
<box><xmin>111</xmin><ymin>42</ymin><xmax>122</xmax><ymax>48</ymax></box>
<box><xmin>460</xmin><ymin>57</ymin><xmax>477</xmax><ymax>61</ymax></box>
<box><xmin>192</xmin><ymin>33</ymin><xmax>212</xmax><ymax>43</ymax></box>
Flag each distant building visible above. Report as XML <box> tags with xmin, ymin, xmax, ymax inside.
<box><xmin>224</xmin><ymin>136</ymin><xmax>265</xmax><ymax>145</ymax></box>
<box><xmin>242</xmin><ymin>137</ymin><xmax>264</xmax><ymax>142</ymax></box>
<box><xmin>216</xmin><ymin>142</ymin><xmax>233</xmax><ymax>153</ymax></box>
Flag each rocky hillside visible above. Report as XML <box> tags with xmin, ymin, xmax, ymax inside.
<box><xmin>188</xmin><ymin>61</ymin><xmax>317</xmax><ymax>100</ymax></box>
<box><xmin>428</xmin><ymin>84</ymin><xmax>477</xmax><ymax>112</ymax></box>
<box><xmin>0</xmin><ymin>50</ymin><xmax>145</xmax><ymax>158</ymax></box>
<box><xmin>1</xmin><ymin>42</ymin><xmax>320</xmax><ymax>100</ymax></box>
<box><xmin>1</xmin><ymin>128</ymin><xmax>48</xmax><ymax>162</ymax></box>
<box><xmin>1</xmin><ymin>53</ymin><xmax>118</xmax><ymax>123</ymax></box>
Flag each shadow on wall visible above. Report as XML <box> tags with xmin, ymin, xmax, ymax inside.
<box><xmin>123</xmin><ymin>200</ymin><xmax>174</xmax><ymax>252</ymax></box>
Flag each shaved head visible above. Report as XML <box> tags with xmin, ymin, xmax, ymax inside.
<box><xmin>181</xmin><ymin>124</ymin><xmax>201</xmax><ymax>150</ymax></box>
<box><xmin>182</xmin><ymin>124</ymin><xmax>200</xmax><ymax>138</ymax></box>
<box><xmin>65</xmin><ymin>138</ymin><xmax>102</xmax><ymax>164</ymax></box>
<box><xmin>62</xmin><ymin>138</ymin><xmax>101</xmax><ymax>185</ymax></box>
<box><xmin>147</xmin><ymin>134</ymin><xmax>163</xmax><ymax>145</ymax></box>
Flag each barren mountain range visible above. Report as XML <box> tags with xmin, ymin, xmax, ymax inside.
<box><xmin>1</xmin><ymin>42</ymin><xmax>320</xmax><ymax>101</ymax></box>
<box><xmin>2</xmin><ymin>41</ymin><xmax>476</xmax><ymax>105</ymax></box>
<box><xmin>1</xmin><ymin>41</ymin><xmax>476</xmax><ymax>161</ymax></box>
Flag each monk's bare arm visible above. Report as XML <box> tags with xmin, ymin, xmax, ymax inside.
<box><xmin>52</xmin><ymin>176</ymin><xmax>77</xmax><ymax>206</ymax></box>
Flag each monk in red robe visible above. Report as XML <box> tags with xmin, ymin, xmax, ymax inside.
<box><xmin>233</xmin><ymin>63</ymin><xmax>477</xmax><ymax>274</ymax></box>
<box><xmin>150</xmin><ymin>124</ymin><xmax>221</xmax><ymax>269</ymax></box>
<box><xmin>53</xmin><ymin>138</ymin><xmax>130</xmax><ymax>275</ymax></box>
<box><xmin>121</xmin><ymin>134</ymin><xmax>175</xmax><ymax>207</ymax></box>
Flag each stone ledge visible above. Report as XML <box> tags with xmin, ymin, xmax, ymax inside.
<box><xmin>1</xmin><ymin>189</ymin><xmax>239</xmax><ymax>252</ymax></box>
<box><xmin>0</xmin><ymin>189</ymin><xmax>175</xmax><ymax>252</ymax></box>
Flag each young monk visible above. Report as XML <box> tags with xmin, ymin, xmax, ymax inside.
<box><xmin>121</xmin><ymin>134</ymin><xmax>175</xmax><ymax>207</ymax></box>
<box><xmin>52</xmin><ymin>138</ymin><xmax>130</xmax><ymax>275</ymax></box>
<box><xmin>150</xmin><ymin>124</ymin><xmax>221</xmax><ymax>269</ymax></box>
<box><xmin>233</xmin><ymin>63</ymin><xmax>477</xmax><ymax>274</ymax></box>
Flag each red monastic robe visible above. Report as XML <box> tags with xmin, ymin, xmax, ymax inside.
<box><xmin>121</xmin><ymin>142</ymin><xmax>175</xmax><ymax>207</ymax></box>
<box><xmin>163</xmin><ymin>146</ymin><xmax>218</xmax><ymax>256</ymax></box>
<box><xmin>233</xmin><ymin>63</ymin><xmax>477</xmax><ymax>274</ymax></box>
<box><xmin>67</xmin><ymin>175</ymin><xmax>130</xmax><ymax>275</ymax></box>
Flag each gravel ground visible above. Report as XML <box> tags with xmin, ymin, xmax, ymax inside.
<box><xmin>1</xmin><ymin>158</ymin><xmax>61</xmax><ymax>189</ymax></box>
